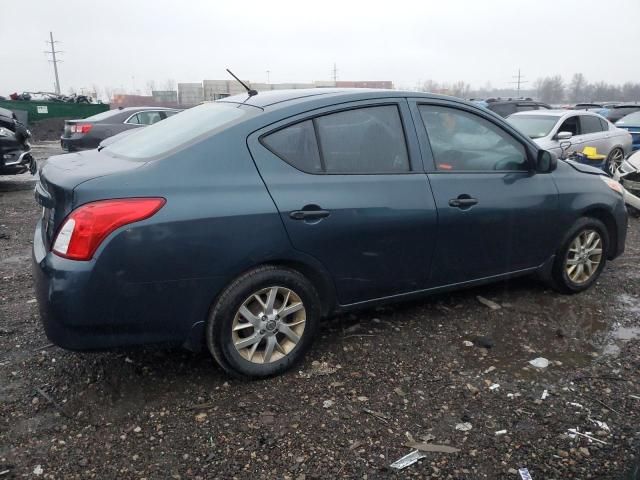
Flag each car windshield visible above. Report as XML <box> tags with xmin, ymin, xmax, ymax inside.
<box><xmin>507</xmin><ymin>115</ymin><xmax>559</xmax><ymax>139</ymax></box>
<box><xmin>617</xmin><ymin>111</ymin><xmax>640</xmax><ymax>125</ymax></box>
<box><xmin>105</xmin><ymin>102</ymin><xmax>248</xmax><ymax>159</ymax></box>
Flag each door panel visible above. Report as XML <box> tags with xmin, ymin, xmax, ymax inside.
<box><xmin>411</xmin><ymin>100</ymin><xmax>560</xmax><ymax>286</ymax></box>
<box><xmin>426</xmin><ymin>172</ymin><xmax>559</xmax><ymax>285</ymax></box>
<box><xmin>248</xmin><ymin>100</ymin><xmax>438</xmax><ymax>305</ymax></box>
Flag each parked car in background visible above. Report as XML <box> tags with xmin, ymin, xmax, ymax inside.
<box><xmin>605</xmin><ymin>104</ymin><xmax>640</xmax><ymax>124</ymax></box>
<box><xmin>508</xmin><ymin>110</ymin><xmax>632</xmax><ymax>174</ymax></box>
<box><xmin>0</xmin><ymin>106</ymin><xmax>35</xmax><ymax>175</ymax></box>
<box><xmin>616</xmin><ymin>111</ymin><xmax>640</xmax><ymax>152</ymax></box>
<box><xmin>484</xmin><ymin>98</ymin><xmax>551</xmax><ymax>117</ymax></box>
<box><xmin>34</xmin><ymin>89</ymin><xmax>627</xmax><ymax>378</ymax></box>
<box><xmin>60</xmin><ymin>107</ymin><xmax>180</xmax><ymax>151</ymax></box>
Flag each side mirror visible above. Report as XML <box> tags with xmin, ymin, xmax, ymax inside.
<box><xmin>556</xmin><ymin>131</ymin><xmax>572</xmax><ymax>140</ymax></box>
<box><xmin>536</xmin><ymin>150</ymin><xmax>557</xmax><ymax>173</ymax></box>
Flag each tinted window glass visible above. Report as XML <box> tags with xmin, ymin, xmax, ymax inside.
<box><xmin>617</xmin><ymin>111</ymin><xmax>640</xmax><ymax>124</ymax></box>
<box><xmin>106</xmin><ymin>102</ymin><xmax>247</xmax><ymax>159</ymax></box>
<box><xmin>557</xmin><ymin>116</ymin><xmax>580</xmax><ymax>136</ymax></box>
<box><xmin>580</xmin><ymin>115</ymin><xmax>603</xmax><ymax>134</ymax></box>
<box><xmin>599</xmin><ymin>118</ymin><xmax>609</xmax><ymax>130</ymax></box>
<box><xmin>126</xmin><ymin>114</ymin><xmax>141</xmax><ymax>125</ymax></box>
<box><xmin>489</xmin><ymin>104</ymin><xmax>516</xmax><ymax>117</ymax></box>
<box><xmin>262</xmin><ymin>120</ymin><xmax>322</xmax><ymax>173</ymax></box>
<box><xmin>507</xmin><ymin>115</ymin><xmax>559</xmax><ymax>139</ymax></box>
<box><xmin>137</xmin><ymin>111</ymin><xmax>163</xmax><ymax>125</ymax></box>
<box><xmin>315</xmin><ymin>106</ymin><xmax>409</xmax><ymax>173</ymax></box>
<box><xmin>516</xmin><ymin>104</ymin><xmax>537</xmax><ymax>112</ymax></box>
<box><xmin>419</xmin><ymin>105</ymin><xmax>527</xmax><ymax>172</ymax></box>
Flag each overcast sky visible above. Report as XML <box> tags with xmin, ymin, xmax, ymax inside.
<box><xmin>1</xmin><ymin>0</ymin><xmax>639</xmax><ymax>96</ymax></box>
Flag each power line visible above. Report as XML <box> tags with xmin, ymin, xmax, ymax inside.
<box><xmin>44</xmin><ymin>31</ymin><xmax>63</xmax><ymax>94</ymax></box>
<box><xmin>510</xmin><ymin>68</ymin><xmax>528</xmax><ymax>97</ymax></box>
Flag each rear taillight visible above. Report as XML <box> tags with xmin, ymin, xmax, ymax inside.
<box><xmin>71</xmin><ymin>124</ymin><xmax>93</xmax><ymax>134</ymax></box>
<box><xmin>52</xmin><ymin>198</ymin><xmax>166</xmax><ymax>261</ymax></box>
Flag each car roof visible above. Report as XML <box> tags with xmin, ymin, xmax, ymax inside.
<box><xmin>114</xmin><ymin>106</ymin><xmax>179</xmax><ymax>112</ymax></box>
<box><xmin>510</xmin><ymin>109</ymin><xmax>603</xmax><ymax>118</ymax></box>
<box><xmin>218</xmin><ymin>88</ymin><xmax>458</xmax><ymax>109</ymax></box>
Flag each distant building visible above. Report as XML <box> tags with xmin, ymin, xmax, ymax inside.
<box><xmin>111</xmin><ymin>94</ymin><xmax>155</xmax><ymax>108</ymax></box>
<box><xmin>178</xmin><ymin>83</ymin><xmax>204</xmax><ymax>106</ymax></box>
<box><xmin>152</xmin><ymin>90</ymin><xmax>178</xmax><ymax>107</ymax></box>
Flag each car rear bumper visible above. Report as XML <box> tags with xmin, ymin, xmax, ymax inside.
<box><xmin>32</xmin><ymin>220</ymin><xmax>219</xmax><ymax>351</ymax></box>
<box><xmin>60</xmin><ymin>135</ymin><xmax>99</xmax><ymax>151</ymax></box>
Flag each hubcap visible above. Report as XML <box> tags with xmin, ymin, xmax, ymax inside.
<box><xmin>608</xmin><ymin>149</ymin><xmax>623</xmax><ymax>175</ymax></box>
<box><xmin>565</xmin><ymin>229</ymin><xmax>603</xmax><ymax>284</ymax></box>
<box><xmin>231</xmin><ymin>286</ymin><xmax>306</xmax><ymax>364</ymax></box>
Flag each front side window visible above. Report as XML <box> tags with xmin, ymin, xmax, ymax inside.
<box><xmin>557</xmin><ymin>116</ymin><xmax>580</xmax><ymax>136</ymax></box>
<box><xmin>106</xmin><ymin>102</ymin><xmax>247</xmax><ymax>159</ymax></box>
<box><xmin>580</xmin><ymin>115</ymin><xmax>604</xmax><ymax>134</ymax></box>
<box><xmin>419</xmin><ymin>105</ymin><xmax>528</xmax><ymax>172</ymax></box>
<box><xmin>261</xmin><ymin>105</ymin><xmax>410</xmax><ymax>174</ymax></box>
<box><xmin>136</xmin><ymin>111</ymin><xmax>163</xmax><ymax>125</ymax></box>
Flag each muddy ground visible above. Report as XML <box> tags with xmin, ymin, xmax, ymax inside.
<box><xmin>1</xmin><ymin>143</ymin><xmax>639</xmax><ymax>479</ymax></box>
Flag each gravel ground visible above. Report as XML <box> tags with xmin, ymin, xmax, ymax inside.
<box><xmin>1</xmin><ymin>143</ymin><xmax>639</xmax><ymax>479</ymax></box>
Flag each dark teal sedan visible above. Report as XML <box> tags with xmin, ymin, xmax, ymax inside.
<box><xmin>33</xmin><ymin>89</ymin><xmax>628</xmax><ymax>378</ymax></box>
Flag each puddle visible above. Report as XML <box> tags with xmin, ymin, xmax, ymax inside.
<box><xmin>602</xmin><ymin>294</ymin><xmax>640</xmax><ymax>355</ymax></box>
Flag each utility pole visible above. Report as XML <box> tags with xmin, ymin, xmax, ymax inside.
<box><xmin>45</xmin><ymin>31</ymin><xmax>62</xmax><ymax>94</ymax></box>
<box><xmin>510</xmin><ymin>68</ymin><xmax>528</xmax><ymax>97</ymax></box>
<box><xmin>332</xmin><ymin>63</ymin><xmax>338</xmax><ymax>84</ymax></box>
<box><xmin>266</xmin><ymin>70</ymin><xmax>270</xmax><ymax>84</ymax></box>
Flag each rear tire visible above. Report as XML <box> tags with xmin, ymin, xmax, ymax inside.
<box><xmin>550</xmin><ymin>217</ymin><xmax>609</xmax><ymax>294</ymax></box>
<box><xmin>206</xmin><ymin>266</ymin><xmax>320</xmax><ymax>379</ymax></box>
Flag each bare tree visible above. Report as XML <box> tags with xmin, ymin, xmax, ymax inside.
<box><xmin>146</xmin><ymin>80</ymin><xmax>156</xmax><ymax>95</ymax></box>
<box><xmin>568</xmin><ymin>73</ymin><xmax>586</xmax><ymax>103</ymax></box>
<box><xmin>163</xmin><ymin>79</ymin><xmax>176</xmax><ymax>91</ymax></box>
<box><xmin>535</xmin><ymin>75</ymin><xmax>565</xmax><ymax>104</ymax></box>
<box><xmin>103</xmin><ymin>86</ymin><xmax>114</xmax><ymax>103</ymax></box>
<box><xmin>451</xmin><ymin>81</ymin><xmax>471</xmax><ymax>99</ymax></box>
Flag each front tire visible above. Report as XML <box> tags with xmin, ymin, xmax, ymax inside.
<box><xmin>206</xmin><ymin>266</ymin><xmax>320</xmax><ymax>379</ymax></box>
<box><xmin>550</xmin><ymin>217</ymin><xmax>609</xmax><ymax>294</ymax></box>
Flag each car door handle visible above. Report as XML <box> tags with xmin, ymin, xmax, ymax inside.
<box><xmin>449</xmin><ymin>197</ymin><xmax>478</xmax><ymax>208</ymax></box>
<box><xmin>289</xmin><ymin>209</ymin><xmax>331</xmax><ymax>220</ymax></box>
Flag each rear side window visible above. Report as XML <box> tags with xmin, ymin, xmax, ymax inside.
<box><xmin>262</xmin><ymin>120</ymin><xmax>322</xmax><ymax>173</ymax></box>
<box><xmin>599</xmin><ymin>118</ymin><xmax>609</xmax><ymax>130</ymax></box>
<box><xmin>580</xmin><ymin>115</ymin><xmax>604</xmax><ymax>134</ymax></box>
<box><xmin>315</xmin><ymin>106</ymin><xmax>409</xmax><ymax>173</ymax></box>
<box><xmin>262</xmin><ymin>105</ymin><xmax>410</xmax><ymax>174</ymax></box>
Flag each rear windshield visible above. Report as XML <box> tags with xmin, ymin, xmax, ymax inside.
<box><xmin>84</xmin><ymin>109</ymin><xmax>122</xmax><ymax>121</ymax></box>
<box><xmin>105</xmin><ymin>102</ymin><xmax>248</xmax><ymax>159</ymax></box>
<box><xmin>617</xmin><ymin>111</ymin><xmax>640</xmax><ymax>125</ymax></box>
<box><xmin>507</xmin><ymin>115</ymin><xmax>559</xmax><ymax>139</ymax></box>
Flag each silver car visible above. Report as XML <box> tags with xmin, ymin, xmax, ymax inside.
<box><xmin>508</xmin><ymin>110</ymin><xmax>632</xmax><ymax>174</ymax></box>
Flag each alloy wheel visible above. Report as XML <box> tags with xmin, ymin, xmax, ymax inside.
<box><xmin>231</xmin><ymin>286</ymin><xmax>306</xmax><ymax>364</ymax></box>
<box><xmin>565</xmin><ymin>229</ymin><xmax>603</xmax><ymax>284</ymax></box>
<box><xmin>607</xmin><ymin>148</ymin><xmax>624</xmax><ymax>176</ymax></box>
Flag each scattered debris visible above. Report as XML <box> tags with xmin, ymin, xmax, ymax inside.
<box><xmin>356</xmin><ymin>396</ymin><xmax>368</xmax><ymax>402</ymax></box>
<box><xmin>528</xmin><ymin>357</ymin><xmax>549</xmax><ymax>369</ymax></box>
<box><xmin>463</xmin><ymin>340</ymin><xmax>474</xmax><ymax>347</ymax></box>
<box><xmin>299</xmin><ymin>361</ymin><xmax>338</xmax><ymax>378</ymax></box>
<box><xmin>495</xmin><ymin>429</ymin><xmax>507</xmax><ymax>436</ymax></box>
<box><xmin>34</xmin><ymin>387</ymin><xmax>72</xmax><ymax>419</ymax></box>
<box><xmin>489</xmin><ymin>383</ymin><xmax>500</xmax><ymax>391</ymax></box>
<box><xmin>33</xmin><ymin>465</ymin><xmax>43</xmax><ymax>476</ymax></box>
<box><xmin>362</xmin><ymin>408</ymin><xmax>389</xmax><ymax>423</ymax></box>
<box><xmin>124</xmin><ymin>357</ymin><xmax>134</xmax><ymax>364</ymax></box>
<box><xmin>455</xmin><ymin>422</ymin><xmax>473</xmax><ymax>431</ymax></box>
<box><xmin>541</xmin><ymin>390</ymin><xmax>549</xmax><ymax>400</ymax></box>
<box><xmin>590</xmin><ymin>419</ymin><xmax>610</xmax><ymax>432</ymax></box>
<box><xmin>348</xmin><ymin>440</ymin><xmax>363</xmax><ymax>451</ymax></box>
<box><xmin>195</xmin><ymin>413</ymin><xmax>208</xmax><ymax>422</ymax></box>
<box><xmin>567</xmin><ymin>428</ymin><xmax>608</xmax><ymax>445</ymax></box>
<box><xmin>476</xmin><ymin>295</ymin><xmax>501</xmax><ymax>310</ymax></box>
<box><xmin>26</xmin><ymin>298</ymin><xmax>37</xmax><ymax>304</ymax></box>
<box><xmin>390</xmin><ymin>450</ymin><xmax>427</xmax><ymax>470</ymax></box>
<box><xmin>405</xmin><ymin>442</ymin><xmax>460</xmax><ymax>454</ymax></box>
<box><xmin>32</xmin><ymin>343</ymin><xmax>54</xmax><ymax>352</ymax></box>
<box><xmin>519</xmin><ymin>467</ymin><xmax>533</xmax><ymax>480</ymax></box>
<box><xmin>568</xmin><ymin>402</ymin><xmax>584</xmax><ymax>409</ymax></box>
<box><xmin>322</xmin><ymin>400</ymin><xmax>335</xmax><ymax>409</ymax></box>
<box><xmin>630</xmin><ymin>394</ymin><xmax>640</xmax><ymax>400</ymax></box>
<box><xmin>472</xmin><ymin>336</ymin><xmax>495</xmax><ymax>349</ymax></box>
<box><xmin>484</xmin><ymin>366</ymin><xmax>496</xmax><ymax>374</ymax></box>
<box><xmin>0</xmin><ymin>469</ymin><xmax>11</xmax><ymax>477</ymax></box>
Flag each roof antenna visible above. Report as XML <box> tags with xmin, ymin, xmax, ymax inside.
<box><xmin>226</xmin><ymin>68</ymin><xmax>258</xmax><ymax>97</ymax></box>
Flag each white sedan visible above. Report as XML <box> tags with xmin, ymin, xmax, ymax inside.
<box><xmin>508</xmin><ymin>110</ymin><xmax>632</xmax><ymax>175</ymax></box>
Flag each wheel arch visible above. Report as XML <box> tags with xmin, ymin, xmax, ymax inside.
<box><xmin>580</xmin><ymin>207</ymin><xmax>618</xmax><ymax>259</ymax></box>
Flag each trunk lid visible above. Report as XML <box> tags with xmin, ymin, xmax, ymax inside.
<box><xmin>35</xmin><ymin>149</ymin><xmax>146</xmax><ymax>247</ymax></box>
<box><xmin>62</xmin><ymin>119</ymin><xmax>90</xmax><ymax>138</ymax></box>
